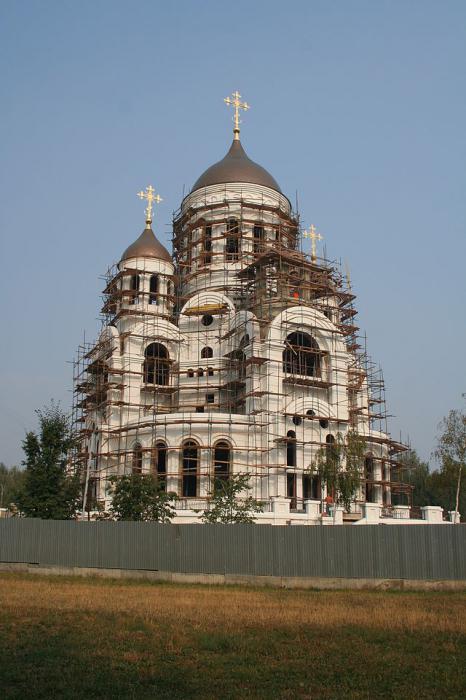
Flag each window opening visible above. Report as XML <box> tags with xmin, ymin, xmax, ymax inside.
<box><xmin>130</xmin><ymin>274</ymin><xmax>140</xmax><ymax>305</ymax></box>
<box><xmin>283</xmin><ymin>332</ymin><xmax>321</xmax><ymax>377</ymax></box>
<box><xmin>132</xmin><ymin>443</ymin><xmax>143</xmax><ymax>474</ymax></box>
<box><xmin>253</xmin><ymin>225</ymin><xmax>264</xmax><ymax>253</ymax></box>
<box><xmin>149</xmin><ymin>275</ymin><xmax>159</xmax><ymax>305</ymax></box>
<box><xmin>226</xmin><ymin>218</ymin><xmax>240</xmax><ymax>261</ymax></box>
<box><xmin>182</xmin><ymin>441</ymin><xmax>198</xmax><ymax>497</ymax></box>
<box><xmin>365</xmin><ymin>456</ymin><xmax>374</xmax><ymax>503</ymax></box>
<box><xmin>213</xmin><ymin>441</ymin><xmax>230</xmax><ymax>485</ymax></box>
<box><xmin>286</xmin><ymin>430</ymin><xmax>296</xmax><ymax>467</ymax></box>
<box><xmin>151</xmin><ymin>442</ymin><xmax>167</xmax><ymax>491</ymax></box>
<box><xmin>143</xmin><ymin>343</ymin><xmax>169</xmax><ymax>385</ymax></box>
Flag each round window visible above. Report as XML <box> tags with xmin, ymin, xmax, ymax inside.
<box><xmin>306</xmin><ymin>409</ymin><xmax>315</xmax><ymax>417</ymax></box>
<box><xmin>201</xmin><ymin>314</ymin><xmax>213</xmax><ymax>327</ymax></box>
<box><xmin>292</xmin><ymin>415</ymin><xmax>302</xmax><ymax>426</ymax></box>
<box><xmin>319</xmin><ymin>419</ymin><xmax>329</xmax><ymax>429</ymax></box>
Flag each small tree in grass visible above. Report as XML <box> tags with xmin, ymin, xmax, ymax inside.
<box><xmin>310</xmin><ymin>431</ymin><xmax>366</xmax><ymax>513</ymax></box>
<box><xmin>16</xmin><ymin>402</ymin><xmax>81</xmax><ymax>519</ymax></box>
<box><xmin>109</xmin><ymin>473</ymin><xmax>177</xmax><ymax>522</ymax></box>
<box><xmin>201</xmin><ymin>473</ymin><xmax>264</xmax><ymax>524</ymax></box>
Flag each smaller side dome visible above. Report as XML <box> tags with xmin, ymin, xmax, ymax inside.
<box><xmin>121</xmin><ymin>225</ymin><xmax>171</xmax><ymax>263</ymax></box>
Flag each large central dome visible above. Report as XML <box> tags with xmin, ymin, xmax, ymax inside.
<box><xmin>191</xmin><ymin>138</ymin><xmax>281</xmax><ymax>194</ymax></box>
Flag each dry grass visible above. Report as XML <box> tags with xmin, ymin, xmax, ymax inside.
<box><xmin>2</xmin><ymin>574</ymin><xmax>465</xmax><ymax>634</ymax></box>
<box><xmin>0</xmin><ymin>573</ymin><xmax>465</xmax><ymax>699</ymax></box>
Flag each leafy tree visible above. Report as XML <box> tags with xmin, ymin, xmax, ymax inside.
<box><xmin>201</xmin><ymin>473</ymin><xmax>264</xmax><ymax>523</ymax></box>
<box><xmin>15</xmin><ymin>403</ymin><xmax>81</xmax><ymax>519</ymax></box>
<box><xmin>310</xmin><ymin>431</ymin><xmax>366</xmax><ymax>511</ymax></box>
<box><xmin>433</xmin><ymin>405</ymin><xmax>466</xmax><ymax>521</ymax></box>
<box><xmin>395</xmin><ymin>450</ymin><xmax>432</xmax><ymax>507</ymax></box>
<box><xmin>0</xmin><ymin>463</ymin><xmax>26</xmax><ymax>509</ymax></box>
<box><xmin>109</xmin><ymin>473</ymin><xmax>177</xmax><ymax>522</ymax></box>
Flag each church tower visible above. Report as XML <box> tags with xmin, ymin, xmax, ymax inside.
<box><xmin>73</xmin><ymin>92</ymin><xmax>410</xmax><ymax>522</ymax></box>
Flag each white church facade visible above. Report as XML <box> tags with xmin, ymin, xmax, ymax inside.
<box><xmin>73</xmin><ymin>93</ymin><xmax>442</xmax><ymax>525</ymax></box>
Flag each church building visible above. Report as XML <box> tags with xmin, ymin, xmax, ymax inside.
<box><xmin>73</xmin><ymin>92</ymin><xmax>418</xmax><ymax>525</ymax></box>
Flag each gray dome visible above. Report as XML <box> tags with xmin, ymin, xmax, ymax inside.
<box><xmin>121</xmin><ymin>225</ymin><xmax>171</xmax><ymax>263</ymax></box>
<box><xmin>191</xmin><ymin>139</ymin><xmax>281</xmax><ymax>193</ymax></box>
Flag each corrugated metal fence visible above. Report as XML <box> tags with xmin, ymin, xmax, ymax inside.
<box><xmin>0</xmin><ymin>520</ymin><xmax>465</xmax><ymax>581</ymax></box>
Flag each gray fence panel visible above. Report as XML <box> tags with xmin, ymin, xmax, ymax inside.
<box><xmin>0</xmin><ymin>518</ymin><xmax>41</xmax><ymax>564</ymax></box>
<box><xmin>0</xmin><ymin>520</ymin><xmax>465</xmax><ymax>581</ymax></box>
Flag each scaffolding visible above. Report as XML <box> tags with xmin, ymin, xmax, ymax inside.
<box><xmin>71</xmin><ymin>183</ymin><xmax>413</xmax><ymax>520</ymax></box>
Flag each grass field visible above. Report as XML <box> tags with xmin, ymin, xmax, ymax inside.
<box><xmin>0</xmin><ymin>573</ymin><xmax>465</xmax><ymax>699</ymax></box>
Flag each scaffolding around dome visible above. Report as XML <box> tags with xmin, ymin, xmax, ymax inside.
<box><xmin>70</xmin><ymin>179</ymin><xmax>421</xmax><ymax>525</ymax></box>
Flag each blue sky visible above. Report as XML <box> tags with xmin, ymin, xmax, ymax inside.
<box><xmin>0</xmin><ymin>0</ymin><xmax>465</xmax><ymax>466</ymax></box>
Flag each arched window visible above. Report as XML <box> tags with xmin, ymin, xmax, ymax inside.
<box><xmin>283</xmin><ymin>332</ymin><xmax>321</xmax><ymax>377</ymax></box>
<box><xmin>182</xmin><ymin>440</ymin><xmax>199</xmax><ymax>497</ymax></box>
<box><xmin>151</xmin><ymin>441</ymin><xmax>167</xmax><ymax>491</ymax></box>
<box><xmin>213</xmin><ymin>441</ymin><xmax>230</xmax><ymax>485</ymax></box>
<box><xmin>326</xmin><ymin>434</ymin><xmax>338</xmax><ymax>467</ymax></box>
<box><xmin>202</xmin><ymin>225</ymin><xmax>212</xmax><ymax>265</ymax></box>
<box><xmin>130</xmin><ymin>274</ymin><xmax>140</xmax><ymax>305</ymax></box>
<box><xmin>197</xmin><ymin>368</ymin><xmax>204</xmax><ymax>377</ymax></box>
<box><xmin>201</xmin><ymin>346</ymin><xmax>213</xmax><ymax>359</ymax></box>
<box><xmin>132</xmin><ymin>443</ymin><xmax>143</xmax><ymax>474</ymax></box>
<box><xmin>365</xmin><ymin>456</ymin><xmax>374</xmax><ymax>503</ymax></box>
<box><xmin>187</xmin><ymin>368</ymin><xmax>194</xmax><ymax>378</ymax></box>
<box><xmin>226</xmin><ymin>218</ymin><xmax>240</xmax><ymax>261</ymax></box>
<box><xmin>253</xmin><ymin>224</ymin><xmax>264</xmax><ymax>252</ymax></box>
<box><xmin>149</xmin><ymin>275</ymin><xmax>159</xmax><ymax>305</ymax></box>
<box><xmin>286</xmin><ymin>430</ymin><xmax>296</xmax><ymax>467</ymax></box>
<box><xmin>143</xmin><ymin>343</ymin><xmax>169</xmax><ymax>385</ymax></box>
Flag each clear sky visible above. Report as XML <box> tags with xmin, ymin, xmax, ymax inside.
<box><xmin>0</xmin><ymin>0</ymin><xmax>465</xmax><ymax>467</ymax></box>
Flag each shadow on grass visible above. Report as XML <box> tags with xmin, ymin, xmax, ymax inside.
<box><xmin>1</xmin><ymin>609</ymin><xmax>465</xmax><ymax>699</ymax></box>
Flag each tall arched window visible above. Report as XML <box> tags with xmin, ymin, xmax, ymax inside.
<box><xmin>365</xmin><ymin>456</ymin><xmax>374</xmax><ymax>503</ymax></box>
<box><xmin>283</xmin><ymin>332</ymin><xmax>321</xmax><ymax>377</ymax></box>
<box><xmin>286</xmin><ymin>430</ymin><xmax>296</xmax><ymax>467</ymax></box>
<box><xmin>226</xmin><ymin>218</ymin><xmax>240</xmax><ymax>261</ymax></box>
<box><xmin>253</xmin><ymin>225</ymin><xmax>264</xmax><ymax>253</ymax></box>
<box><xmin>326</xmin><ymin>434</ymin><xmax>337</xmax><ymax>465</ymax></box>
<box><xmin>213</xmin><ymin>441</ymin><xmax>230</xmax><ymax>486</ymax></box>
<box><xmin>132</xmin><ymin>443</ymin><xmax>143</xmax><ymax>474</ymax></box>
<box><xmin>130</xmin><ymin>274</ymin><xmax>140</xmax><ymax>305</ymax></box>
<box><xmin>143</xmin><ymin>343</ymin><xmax>170</xmax><ymax>385</ymax></box>
<box><xmin>182</xmin><ymin>440</ymin><xmax>199</xmax><ymax>497</ymax></box>
<box><xmin>149</xmin><ymin>275</ymin><xmax>159</xmax><ymax>305</ymax></box>
<box><xmin>151</xmin><ymin>441</ymin><xmax>167</xmax><ymax>491</ymax></box>
<box><xmin>201</xmin><ymin>346</ymin><xmax>213</xmax><ymax>359</ymax></box>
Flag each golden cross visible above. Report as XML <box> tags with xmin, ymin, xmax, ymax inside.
<box><xmin>303</xmin><ymin>224</ymin><xmax>323</xmax><ymax>262</ymax></box>
<box><xmin>137</xmin><ymin>185</ymin><xmax>162</xmax><ymax>224</ymax></box>
<box><xmin>224</xmin><ymin>90</ymin><xmax>250</xmax><ymax>140</ymax></box>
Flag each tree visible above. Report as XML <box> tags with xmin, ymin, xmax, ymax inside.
<box><xmin>0</xmin><ymin>463</ymin><xmax>26</xmax><ymax>510</ymax></box>
<box><xmin>310</xmin><ymin>431</ymin><xmax>366</xmax><ymax>512</ymax></box>
<box><xmin>433</xmin><ymin>405</ymin><xmax>466</xmax><ymax>521</ymax></box>
<box><xmin>395</xmin><ymin>450</ymin><xmax>432</xmax><ymax>507</ymax></box>
<box><xmin>109</xmin><ymin>473</ymin><xmax>177</xmax><ymax>522</ymax></box>
<box><xmin>201</xmin><ymin>473</ymin><xmax>264</xmax><ymax>524</ymax></box>
<box><xmin>15</xmin><ymin>402</ymin><xmax>81</xmax><ymax>519</ymax></box>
